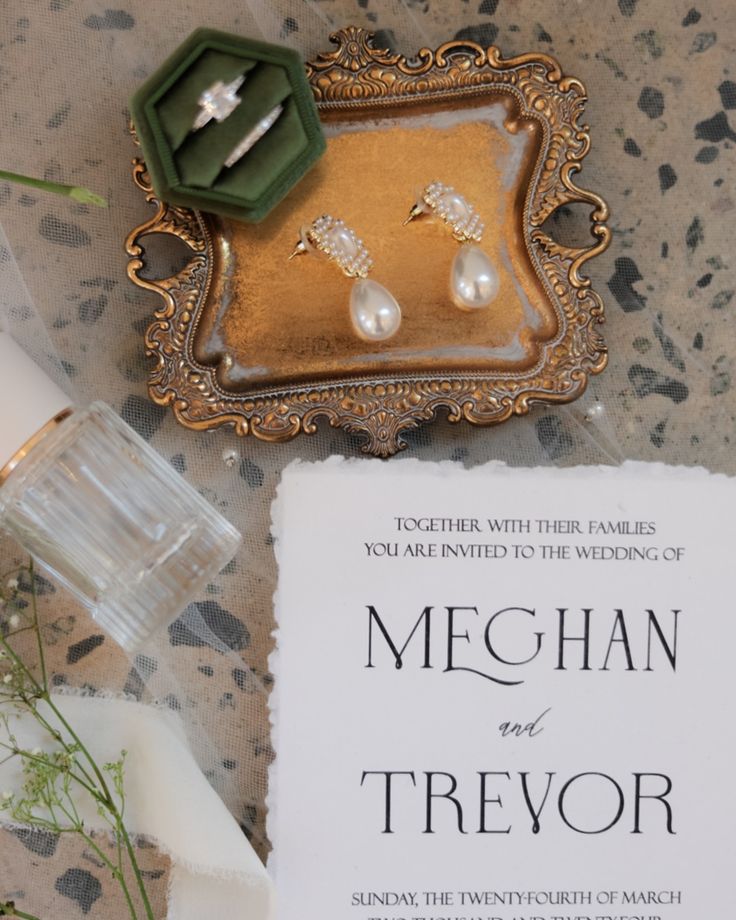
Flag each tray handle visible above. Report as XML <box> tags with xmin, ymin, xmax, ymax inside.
<box><xmin>125</xmin><ymin>159</ymin><xmax>208</xmax><ymax>320</ymax></box>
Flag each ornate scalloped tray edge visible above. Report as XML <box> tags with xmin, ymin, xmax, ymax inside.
<box><xmin>126</xmin><ymin>27</ymin><xmax>610</xmax><ymax>457</ymax></box>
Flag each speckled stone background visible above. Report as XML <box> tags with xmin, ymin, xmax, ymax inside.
<box><xmin>0</xmin><ymin>0</ymin><xmax>734</xmax><ymax>916</ymax></box>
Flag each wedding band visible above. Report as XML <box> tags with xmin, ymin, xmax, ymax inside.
<box><xmin>192</xmin><ymin>75</ymin><xmax>246</xmax><ymax>132</ymax></box>
<box><xmin>224</xmin><ymin>104</ymin><xmax>284</xmax><ymax>168</ymax></box>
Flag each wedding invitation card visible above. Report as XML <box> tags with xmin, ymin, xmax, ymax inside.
<box><xmin>269</xmin><ymin>459</ymin><xmax>735</xmax><ymax>920</ymax></box>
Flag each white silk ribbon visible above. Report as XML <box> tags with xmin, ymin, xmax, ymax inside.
<box><xmin>0</xmin><ymin>692</ymin><xmax>276</xmax><ymax>920</ymax></box>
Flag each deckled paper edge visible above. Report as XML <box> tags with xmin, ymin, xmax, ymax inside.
<box><xmin>266</xmin><ymin>455</ymin><xmax>733</xmax><ymax>875</ymax></box>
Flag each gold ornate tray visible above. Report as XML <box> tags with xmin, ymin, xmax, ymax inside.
<box><xmin>126</xmin><ymin>27</ymin><xmax>610</xmax><ymax>457</ymax></box>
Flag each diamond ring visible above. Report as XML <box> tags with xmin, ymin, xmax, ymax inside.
<box><xmin>192</xmin><ymin>75</ymin><xmax>246</xmax><ymax>132</ymax></box>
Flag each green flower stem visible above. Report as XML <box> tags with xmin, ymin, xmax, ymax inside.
<box><xmin>68</xmin><ymin>815</ymin><xmax>139</xmax><ymax>920</ymax></box>
<box><xmin>116</xmin><ymin>823</ymin><xmax>130</xmax><ymax>918</ymax></box>
<box><xmin>43</xmin><ymin>698</ymin><xmax>156</xmax><ymax>920</ymax></box>
<box><xmin>0</xmin><ymin>170</ymin><xmax>107</xmax><ymax>208</ymax></box>
<box><xmin>0</xmin><ymin>564</ymin><xmax>156</xmax><ymax>920</ymax></box>
<box><xmin>0</xmin><ymin>902</ymin><xmax>42</xmax><ymax>919</ymax></box>
<box><xmin>28</xmin><ymin>562</ymin><xmax>47</xmax><ymax>694</ymax></box>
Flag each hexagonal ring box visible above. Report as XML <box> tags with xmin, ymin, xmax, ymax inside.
<box><xmin>131</xmin><ymin>29</ymin><xmax>326</xmax><ymax>223</ymax></box>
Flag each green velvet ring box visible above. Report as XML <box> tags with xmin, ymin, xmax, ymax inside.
<box><xmin>130</xmin><ymin>29</ymin><xmax>326</xmax><ymax>223</ymax></box>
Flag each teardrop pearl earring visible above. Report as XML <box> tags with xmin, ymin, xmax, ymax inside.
<box><xmin>289</xmin><ymin>215</ymin><xmax>402</xmax><ymax>342</ymax></box>
<box><xmin>404</xmin><ymin>181</ymin><xmax>499</xmax><ymax>311</ymax></box>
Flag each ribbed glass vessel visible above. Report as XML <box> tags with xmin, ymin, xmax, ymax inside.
<box><xmin>0</xmin><ymin>402</ymin><xmax>241</xmax><ymax>651</ymax></box>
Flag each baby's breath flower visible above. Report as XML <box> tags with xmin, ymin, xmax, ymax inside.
<box><xmin>0</xmin><ymin>561</ymin><xmax>155</xmax><ymax>920</ymax></box>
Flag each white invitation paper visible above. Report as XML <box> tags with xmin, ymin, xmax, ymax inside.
<box><xmin>269</xmin><ymin>459</ymin><xmax>735</xmax><ymax>920</ymax></box>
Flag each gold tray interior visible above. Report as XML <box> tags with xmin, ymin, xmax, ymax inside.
<box><xmin>195</xmin><ymin>98</ymin><xmax>551</xmax><ymax>392</ymax></box>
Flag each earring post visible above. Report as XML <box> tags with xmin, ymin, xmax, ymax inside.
<box><xmin>402</xmin><ymin>203</ymin><xmax>425</xmax><ymax>225</ymax></box>
<box><xmin>288</xmin><ymin>240</ymin><xmax>308</xmax><ymax>261</ymax></box>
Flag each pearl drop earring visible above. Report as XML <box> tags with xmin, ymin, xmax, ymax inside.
<box><xmin>404</xmin><ymin>181</ymin><xmax>499</xmax><ymax>311</ymax></box>
<box><xmin>289</xmin><ymin>215</ymin><xmax>402</xmax><ymax>342</ymax></box>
